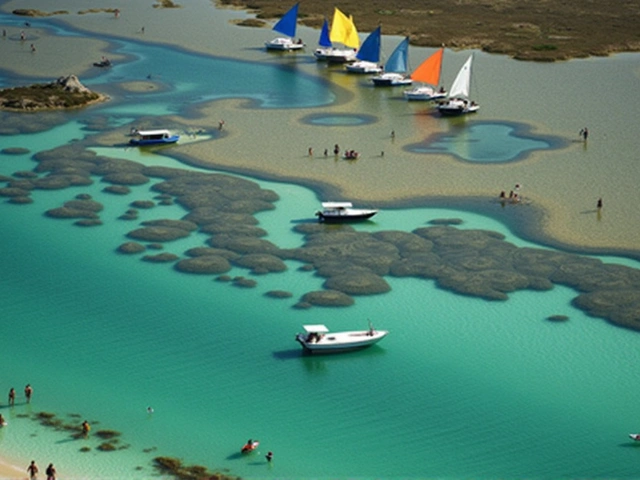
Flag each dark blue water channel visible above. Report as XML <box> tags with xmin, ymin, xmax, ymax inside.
<box><xmin>0</xmin><ymin>12</ymin><xmax>335</xmax><ymax>112</ymax></box>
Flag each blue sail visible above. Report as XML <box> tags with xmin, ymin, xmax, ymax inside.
<box><xmin>272</xmin><ymin>3</ymin><xmax>299</xmax><ymax>38</ymax></box>
<box><xmin>318</xmin><ymin>18</ymin><xmax>332</xmax><ymax>48</ymax></box>
<box><xmin>384</xmin><ymin>37</ymin><xmax>410</xmax><ymax>73</ymax></box>
<box><xmin>355</xmin><ymin>26</ymin><xmax>381</xmax><ymax>62</ymax></box>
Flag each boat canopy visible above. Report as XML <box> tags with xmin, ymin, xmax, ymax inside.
<box><xmin>322</xmin><ymin>202</ymin><xmax>353</xmax><ymax>208</ymax></box>
<box><xmin>302</xmin><ymin>325</ymin><xmax>330</xmax><ymax>333</ymax></box>
<box><xmin>136</xmin><ymin>129</ymin><xmax>171</xmax><ymax>136</ymax></box>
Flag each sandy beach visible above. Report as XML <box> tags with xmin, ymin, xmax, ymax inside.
<box><xmin>1</xmin><ymin>0</ymin><xmax>640</xmax><ymax>476</ymax></box>
<box><xmin>0</xmin><ymin>457</ymin><xmax>26</xmax><ymax>480</ymax></box>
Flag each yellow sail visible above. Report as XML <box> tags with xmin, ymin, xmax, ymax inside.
<box><xmin>329</xmin><ymin>8</ymin><xmax>360</xmax><ymax>49</ymax></box>
<box><xmin>410</xmin><ymin>47</ymin><xmax>444</xmax><ymax>86</ymax></box>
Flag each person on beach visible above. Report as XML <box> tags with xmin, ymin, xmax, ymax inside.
<box><xmin>82</xmin><ymin>420</ymin><xmax>91</xmax><ymax>437</ymax></box>
<box><xmin>25</xmin><ymin>384</ymin><xmax>33</xmax><ymax>403</ymax></box>
<box><xmin>597</xmin><ymin>197</ymin><xmax>603</xmax><ymax>209</ymax></box>
<box><xmin>579</xmin><ymin>127</ymin><xmax>589</xmax><ymax>141</ymax></box>
<box><xmin>308</xmin><ymin>147</ymin><xmax>313</xmax><ymax>156</ymax></box>
<box><xmin>27</xmin><ymin>460</ymin><xmax>38</xmax><ymax>479</ymax></box>
<box><xmin>45</xmin><ymin>463</ymin><xmax>56</xmax><ymax>480</ymax></box>
<box><xmin>30</xmin><ymin>43</ymin><xmax>36</xmax><ymax>52</ymax></box>
<box><xmin>333</xmin><ymin>144</ymin><xmax>340</xmax><ymax>156</ymax></box>
<box><xmin>218</xmin><ymin>119</ymin><xmax>225</xmax><ymax>130</ymax></box>
<box><xmin>8</xmin><ymin>387</ymin><xmax>15</xmax><ymax>405</ymax></box>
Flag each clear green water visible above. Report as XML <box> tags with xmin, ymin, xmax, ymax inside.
<box><xmin>2</xmin><ymin>8</ymin><xmax>640</xmax><ymax>480</ymax></box>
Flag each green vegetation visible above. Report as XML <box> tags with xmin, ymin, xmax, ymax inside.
<box><xmin>0</xmin><ymin>83</ymin><xmax>101</xmax><ymax>111</ymax></box>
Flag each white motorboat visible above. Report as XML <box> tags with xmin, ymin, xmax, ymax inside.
<box><xmin>129</xmin><ymin>129</ymin><xmax>179</xmax><ymax>146</ymax></box>
<box><xmin>295</xmin><ymin>324</ymin><xmax>389</xmax><ymax>354</ymax></box>
<box><xmin>315</xmin><ymin>202</ymin><xmax>378</xmax><ymax>223</ymax></box>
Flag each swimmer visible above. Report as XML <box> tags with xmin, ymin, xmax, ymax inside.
<box><xmin>147</xmin><ymin>406</ymin><xmax>154</xmax><ymax>414</ymax></box>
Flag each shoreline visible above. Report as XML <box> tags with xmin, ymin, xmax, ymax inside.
<box><xmin>167</xmin><ymin>149</ymin><xmax>640</xmax><ymax>262</ymax></box>
<box><xmin>0</xmin><ymin>457</ymin><xmax>27</xmax><ymax>480</ymax></box>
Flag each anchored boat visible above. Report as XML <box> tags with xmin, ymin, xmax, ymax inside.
<box><xmin>295</xmin><ymin>324</ymin><xmax>389</xmax><ymax>354</ymax></box>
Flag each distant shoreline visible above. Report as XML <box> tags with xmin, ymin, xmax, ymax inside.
<box><xmin>218</xmin><ymin>0</ymin><xmax>640</xmax><ymax>62</ymax></box>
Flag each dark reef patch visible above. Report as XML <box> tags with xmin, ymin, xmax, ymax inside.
<box><xmin>6</xmin><ymin>141</ymin><xmax>640</xmax><ymax>331</ymax></box>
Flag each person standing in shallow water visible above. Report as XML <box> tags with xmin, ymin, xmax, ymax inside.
<box><xmin>25</xmin><ymin>384</ymin><xmax>33</xmax><ymax>403</ymax></box>
<box><xmin>27</xmin><ymin>460</ymin><xmax>38</xmax><ymax>479</ymax></box>
<box><xmin>579</xmin><ymin>127</ymin><xmax>589</xmax><ymax>141</ymax></box>
<box><xmin>45</xmin><ymin>463</ymin><xmax>56</xmax><ymax>480</ymax></box>
<box><xmin>8</xmin><ymin>387</ymin><xmax>15</xmax><ymax>405</ymax></box>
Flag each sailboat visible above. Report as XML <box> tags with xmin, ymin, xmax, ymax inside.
<box><xmin>437</xmin><ymin>54</ymin><xmax>479</xmax><ymax>115</ymax></box>
<box><xmin>403</xmin><ymin>47</ymin><xmax>447</xmax><ymax>101</ymax></box>
<box><xmin>371</xmin><ymin>37</ymin><xmax>412</xmax><ymax>86</ymax></box>
<box><xmin>265</xmin><ymin>3</ymin><xmax>304</xmax><ymax>51</ymax></box>
<box><xmin>345</xmin><ymin>26</ymin><xmax>382</xmax><ymax>74</ymax></box>
<box><xmin>313</xmin><ymin>8</ymin><xmax>359</xmax><ymax>63</ymax></box>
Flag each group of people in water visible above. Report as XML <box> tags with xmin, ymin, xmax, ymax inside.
<box><xmin>308</xmin><ymin>144</ymin><xmax>359</xmax><ymax>159</ymax></box>
<box><xmin>241</xmin><ymin>439</ymin><xmax>273</xmax><ymax>463</ymax></box>
<box><xmin>27</xmin><ymin>460</ymin><xmax>57</xmax><ymax>480</ymax></box>
<box><xmin>499</xmin><ymin>183</ymin><xmax>523</xmax><ymax>204</ymax></box>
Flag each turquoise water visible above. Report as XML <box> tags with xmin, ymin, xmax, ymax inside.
<box><xmin>2</xmin><ymin>10</ymin><xmax>640</xmax><ymax>480</ymax></box>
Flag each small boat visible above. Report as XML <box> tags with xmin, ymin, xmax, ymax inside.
<box><xmin>93</xmin><ymin>57</ymin><xmax>112</xmax><ymax>68</ymax></box>
<box><xmin>315</xmin><ymin>202</ymin><xmax>378</xmax><ymax>223</ymax></box>
<box><xmin>265</xmin><ymin>3</ymin><xmax>304</xmax><ymax>51</ymax></box>
<box><xmin>630</xmin><ymin>434</ymin><xmax>640</xmax><ymax>441</ymax></box>
<box><xmin>345</xmin><ymin>26</ymin><xmax>382</xmax><ymax>74</ymax></box>
<box><xmin>403</xmin><ymin>47</ymin><xmax>447</xmax><ymax>101</ymax></box>
<box><xmin>437</xmin><ymin>54</ymin><xmax>480</xmax><ymax>116</ymax></box>
<box><xmin>372</xmin><ymin>37</ymin><xmax>412</xmax><ymax>87</ymax></box>
<box><xmin>129</xmin><ymin>129</ymin><xmax>180</xmax><ymax>146</ymax></box>
<box><xmin>295</xmin><ymin>324</ymin><xmax>389</xmax><ymax>354</ymax></box>
<box><xmin>313</xmin><ymin>9</ymin><xmax>358</xmax><ymax>63</ymax></box>
<box><xmin>241</xmin><ymin>440</ymin><xmax>260</xmax><ymax>453</ymax></box>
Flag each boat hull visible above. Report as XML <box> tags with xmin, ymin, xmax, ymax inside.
<box><xmin>403</xmin><ymin>88</ymin><xmax>447</xmax><ymax>101</ymax></box>
<box><xmin>345</xmin><ymin>61</ymin><xmax>382</xmax><ymax>74</ymax></box>
<box><xmin>129</xmin><ymin>135</ymin><xmax>180</xmax><ymax>146</ymax></box>
<box><xmin>372</xmin><ymin>73</ymin><xmax>412</xmax><ymax>87</ymax></box>
<box><xmin>265</xmin><ymin>38</ymin><xmax>304</xmax><ymax>51</ymax></box>
<box><xmin>314</xmin><ymin>48</ymin><xmax>356</xmax><ymax>63</ymax></box>
<box><xmin>437</xmin><ymin>102</ymin><xmax>480</xmax><ymax>116</ymax></box>
<box><xmin>296</xmin><ymin>330</ymin><xmax>388</xmax><ymax>354</ymax></box>
<box><xmin>316</xmin><ymin>210</ymin><xmax>377</xmax><ymax>223</ymax></box>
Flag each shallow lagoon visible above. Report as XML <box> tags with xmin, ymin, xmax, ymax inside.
<box><xmin>2</xmin><ymin>2</ymin><xmax>640</xmax><ymax>479</ymax></box>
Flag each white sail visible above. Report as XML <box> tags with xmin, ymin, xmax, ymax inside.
<box><xmin>449</xmin><ymin>55</ymin><xmax>472</xmax><ymax>98</ymax></box>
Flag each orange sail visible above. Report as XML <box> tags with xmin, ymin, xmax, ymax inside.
<box><xmin>410</xmin><ymin>48</ymin><xmax>444</xmax><ymax>86</ymax></box>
